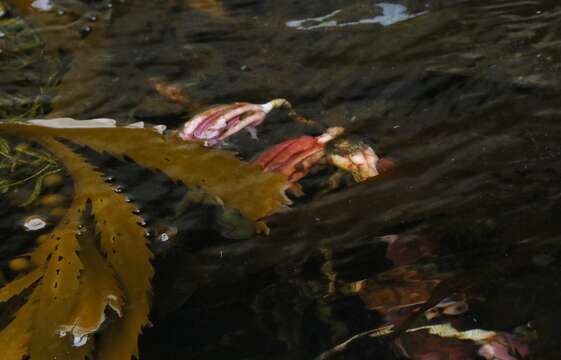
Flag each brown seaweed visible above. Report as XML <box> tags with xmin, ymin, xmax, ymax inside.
<box><xmin>0</xmin><ymin>122</ymin><xmax>290</xmax><ymax>359</ymax></box>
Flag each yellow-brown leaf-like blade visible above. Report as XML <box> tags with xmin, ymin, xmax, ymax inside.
<box><xmin>0</xmin><ymin>269</ymin><xmax>42</xmax><ymax>303</ymax></box>
<box><xmin>25</xmin><ymin>139</ymin><xmax>103</xmax><ymax>360</ymax></box>
<box><xmin>0</xmin><ymin>290</ymin><xmax>37</xmax><ymax>360</ymax></box>
<box><xmin>37</xmin><ymin>136</ymin><xmax>153</xmax><ymax>360</ymax></box>
<box><xmin>88</xmin><ymin>174</ymin><xmax>153</xmax><ymax>360</ymax></box>
<box><xmin>0</xmin><ymin>124</ymin><xmax>290</xmax><ymax>222</ymax></box>
<box><xmin>28</xmin><ymin>203</ymin><xmax>86</xmax><ymax>359</ymax></box>
<box><xmin>60</xmin><ymin>231</ymin><xmax>124</xmax><ymax>347</ymax></box>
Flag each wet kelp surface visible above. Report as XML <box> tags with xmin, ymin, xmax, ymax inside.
<box><xmin>2</xmin><ymin>0</ymin><xmax>561</xmax><ymax>359</ymax></box>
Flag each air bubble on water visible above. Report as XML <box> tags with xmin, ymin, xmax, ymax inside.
<box><xmin>79</xmin><ymin>26</ymin><xmax>92</xmax><ymax>38</ymax></box>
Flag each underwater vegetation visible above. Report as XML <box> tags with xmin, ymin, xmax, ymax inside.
<box><xmin>0</xmin><ymin>0</ymin><xmax>62</xmax><ymax>121</ymax></box>
<box><xmin>0</xmin><ymin>122</ymin><xmax>290</xmax><ymax>359</ymax></box>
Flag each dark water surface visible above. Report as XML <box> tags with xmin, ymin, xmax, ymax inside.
<box><xmin>3</xmin><ymin>0</ymin><xmax>561</xmax><ymax>359</ymax></box>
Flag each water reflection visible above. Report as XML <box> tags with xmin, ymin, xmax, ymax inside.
<box><xmin>286</xmin><ymin>2</ymin><xmax>426</xmax><ymax>30</ymax></box>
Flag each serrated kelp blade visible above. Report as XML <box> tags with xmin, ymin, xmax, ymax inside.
<box><xmin>0</xmin><ymin>269</ymin><xmax>42</xmax><ymax>303</ymax></box>
<box><xmin>37</xmin><ymin>135</ymin><xmax>153</xmax><ymax>359</ymax></box>
<box><xmin>60</xmin><ymin>230</ymin><xmax>124</xmax><ymax>347</ymax></box>
<box><xmin>28</xmin><ymin>208</ymin><xmax>85</xmax><ymax>359</ymax></box>
<box><xmin>0</xmin><ymin>289</ymin><xmax>37</xmax><ymax>360</ymax></box>
<box><xmin>66</xmin><ymin>127</ymin><xmax>289</xmax><ymax>221</ymax></box>
<box><xmin>24</xmin><ymin>139</ymin><xmax>91</xmax><ymax>359</ymax></box>
<box><xmin>88</xmin><ymin>172</ymin><xmax>153</xmax><ymax>360</ymax></box>
<box><xmin>32</xmin><ymin>135</ymin><xmax>152</xmax><ymax>359</ymax></box>
<box><xmin>0</xmin><ymin>124</ymin><xmax>290</xmax><ymax>221</ymax></box>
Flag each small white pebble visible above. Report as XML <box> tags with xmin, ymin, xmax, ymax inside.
<box><xmin>159</xmin><ymin>233</ymin><xmax>169</xmax><ymax>242</ymax></box>
<box><xmin>23</xmin><ymin>216</ymin><xmax>47</xmax><ymax>231</ymax></box>
<box><xmin>0</xmin><ymin>31</ymin><xmax>5</xmax><ymax>38</ymax></box>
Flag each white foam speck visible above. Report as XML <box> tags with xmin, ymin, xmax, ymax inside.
<box><xmin>31</xmin><ymin>0</ymin><xmax>53</xmax><ymax>11</ymax></box>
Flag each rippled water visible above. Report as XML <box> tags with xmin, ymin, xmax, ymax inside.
<box><xmin>3</xmin><ymin>0</ymin><xmax>561</xmax><ymax>358</ymax></box>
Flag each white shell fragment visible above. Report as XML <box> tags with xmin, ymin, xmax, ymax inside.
<box><xmin>23</xmin><ymin>216</ymin><xmax>47</xmax><ymax>231</ymax></box>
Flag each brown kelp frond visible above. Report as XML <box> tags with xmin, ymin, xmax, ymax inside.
<box><xmin>0</xmin><ymin>121</ymin><xmax>288</xmax><ymax>359</ymax></box>
<box><xmin>38</xmin><ymin>137</ymin><xmax>151</xmax><ymax>359</ymax></box>
<box><xmin>28</xmin><ymin>186</ymin><xmax>86</xmax><ymax>360</ymax></box>
<box><xmin>0</xmin><ymin>269</ymin><xmax>42</xmax><ymax>303</ymax></box>
<box><xmin>0</xmin><ymin>289</ymin><xmax>37</xmax><ymax>360</ymax></box>
<box><xmin>0</xmin><ymin>123</ymin><xmax>291</xmax><ymax>221</ymax></box>
<box><xmin>0</xmin><ymin>136</ymin><xmax>150</xmax><ymax>359</ymax></box>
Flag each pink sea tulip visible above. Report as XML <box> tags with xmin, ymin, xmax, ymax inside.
<box><xmin>179</xmin><ymin>99</ymin><xmax>290</xmax><ymax>146</ymax></box>
<box><xmin>478</xmin><ymin>333</ymin><xmax>529</xmax><ymax>360</ymax></box>
<box><xmin>254</xmin><ymin>127</ymin><xmax>345</xmax><ymax>182</ymax></box>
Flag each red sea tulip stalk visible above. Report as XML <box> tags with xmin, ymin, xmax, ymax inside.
<box><xmin>178</xmin><ymin>98</ymin><xmax>291</xmax><ymax>146</ymax></box>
